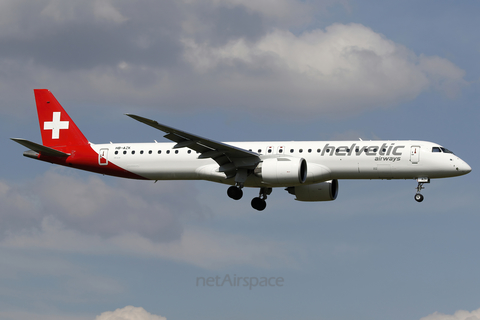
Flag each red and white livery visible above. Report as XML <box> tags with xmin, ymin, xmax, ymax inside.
<box><xmin>12</xmin><ymin>90</ymin><xmax>472</xmax><ymax>210</ymax></box>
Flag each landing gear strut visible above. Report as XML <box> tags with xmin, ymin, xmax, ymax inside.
<box><xmin>228</xmin><ymin>169</ymin><xmax>247</xmax><ymax>200</ymax></box>
<box><xmin>414</xmin><ymin>178</ymin><xmax>429</xmax><ymax>202</ymax></box>
<box><xmin>251</xmin><ymin>187</ymin><xmax>271</xmax><ymax>211</ymax></box>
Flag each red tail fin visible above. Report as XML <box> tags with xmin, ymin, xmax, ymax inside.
<box><xmin>34</xmin><ymin>89</ymin><xmax>89</xmax><ymax>149</ymax></box>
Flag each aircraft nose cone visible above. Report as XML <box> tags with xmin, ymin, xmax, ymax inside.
<box><xmin>460</xmin><ymin>161</ymin><xmax>472</xmax><ymax>174</ymax></box>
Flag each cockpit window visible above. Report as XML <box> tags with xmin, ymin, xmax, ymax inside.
<box><xmin>440</xmin><ymin>147</ymin><xmax>454</xmax><ymax>154</ymax></box>
<box><xmin>432</xmin><ymin>147</ymin><xmax>441</xmax><ymax>152</ymax></box>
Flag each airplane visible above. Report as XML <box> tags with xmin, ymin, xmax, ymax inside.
<box><xmin>11</xmin><ymin>89</ymin><xmax>472</xmax><ymax>211</ymax></box>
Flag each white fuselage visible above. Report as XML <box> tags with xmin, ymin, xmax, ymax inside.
<box><xmin>90</xmin><ymin>140</ymin><xmax>471</xmax><ymax>188</ymax></box>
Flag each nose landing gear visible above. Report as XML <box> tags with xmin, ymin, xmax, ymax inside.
<box><xmin>414</xmin><ymin>178</ymin><xmax>429</xmax><ymax>202</ymax></box>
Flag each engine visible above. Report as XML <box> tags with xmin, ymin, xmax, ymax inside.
<box><xmin>254</xmin><ymin>157</ymin><xmax>307</xmax><ymax>185</ymax></box>
<box><xmin>286</xmin><ymin>180</ymin><xmax>339</xmax><ymax>201</ymax></box>
<box><xmin>306</xmin><ymin>163</ymin><xmax>332</xmax><ymax>183</ymax></box>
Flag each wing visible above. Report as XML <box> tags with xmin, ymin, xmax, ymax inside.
<box><xmin>125</xmin><ymin>114</ymin><xmax>261</xmax><ymax>179</ymax></box>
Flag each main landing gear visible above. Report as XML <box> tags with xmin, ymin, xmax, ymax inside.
<box><xmin>414</xmin><ymin>178</ymin><xmax>430</xmax><ymax>202</ymax></box>
<box><xmin>227</xmin><ymin>185</ymin><xmax>243</xmax><ymax>200</ymax></box>
<box><xmin>227</xmin><ymin>185</ymin><xmax>272</xmax><ymax>211</ymax></box>
<box><xmin>251</xmin><ymin>187</ymin><xmax>272</xmax><ymax>211</ymax></box>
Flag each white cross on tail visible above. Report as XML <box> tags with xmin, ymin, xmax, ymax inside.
<box><xmin>44</xmin><ymin>112</ymin><xmax>69</xmax><ymax>139</ymax></box>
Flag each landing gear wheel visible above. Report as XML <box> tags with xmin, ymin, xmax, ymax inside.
<box><xmin>414</xmin><ymin>193</ymin><xmax>424</xmax><ymax>202</ymax></box>
<box><xmin>227</xmin><ymin>186</ymin><xmax>243</xmax><ymax>200</ymax></box>
<box><xmin>414</xmin><ymin>178</ymin><xmax>429</xmax><ymax>203</ymax></box>
<box><xmin>251</xmin><ymin>197</ymin><xmax>267</xmax><ymax>211</ymax></box>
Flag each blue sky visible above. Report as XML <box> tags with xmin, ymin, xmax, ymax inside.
<box><xmin>1</xmin><ymin>1</ymin><xmax>479</xmax><ymax>320</ymax></box>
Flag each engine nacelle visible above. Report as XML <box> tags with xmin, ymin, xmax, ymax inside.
<box><xmin>306</xmin><ymin>163</ymin><xmax>332</xmax><ymax>183</ymax></box>
<box><xmin>254</xmin><ymin>157</ymin><xmax>307</xmax><ymax>185</ymax></box>
<box><xmin>286</xmin><ymin>180</ymin><xmax>339</xmax><ymax>201</ymax></box>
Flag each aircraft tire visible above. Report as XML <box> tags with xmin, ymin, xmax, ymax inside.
<box><xmin>251</xmin><ymin>197</ymin><xmax>267</xmax><ymax>211</ymax></box>
<box><xmin>227</xmin><ymin>186</ymin><xmax>243</xmax><ymax>200</ymax></box>
<box><xmin>414</xmin><ymin>193</ymin><xmax>424</xmax><ymax>202</ymax></box>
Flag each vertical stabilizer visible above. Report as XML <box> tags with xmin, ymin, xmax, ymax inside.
<box><xmin>34</xmin><ymin>89</ymin><xmax>89</xmax><ymax>148</ymax></box>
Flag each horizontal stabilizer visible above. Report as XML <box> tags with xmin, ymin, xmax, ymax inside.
<box><xmin>11</xmin><ymin>138</ymin><xmax>71</xmax><ymax>157</ymax></box>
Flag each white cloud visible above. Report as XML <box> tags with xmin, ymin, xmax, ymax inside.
<box><xmin>0</xmin><ymin>2</ymin><xmax>466</xmax><ymax>119</ymax></box>
<box><xmin>418</xmin><ymin>54</ymin><xmax>466</xmax><ymax>98</ymax></box>
<box><xmin>2</xmin><ymin>23</ymin><xmax>464</xmax><ymax>119</ymax></box>
<box><xmin>0</xmin><ymin>0</ymin><xmax>127</xmax><ymax>39</ymax></box>
<box><xmin>93</xmin><ymin>0</ymin><xmax>129</xmax><ymax>23</ymax></box>
<box><xmin>1</xmin><ymin>215</ymin><xmax>298</xmax><ymax>269</ymax></box>
<box><xmin>96</xmin><ymin>306</ymin><xmax>166</xmax><ymax>320</ymax></box>
<box><xmin>0</xmin><ymin>170</ymin><xmax>299</xmax><ymax>269</ymax></box>
<box><xmin>420</xmin><ymin>308</ymin><xmax>480</xmax><ymax>320</ymax></box>
<box><xmin>40</xmin><ymin>0</ymin><xmax>80</xmax><ymax>23</ymax></box>
<box><xmin>0</xmin><ymin>170</ymin><xmax>206</xmax><ymax>241</ymax></box>
<box><xmin>182</xmin><ymin>23</ymin><xmax>467</xmax><ymax>116</ymax></box>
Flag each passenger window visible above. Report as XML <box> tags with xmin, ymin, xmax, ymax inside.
<box><xmin>188</xmin><ymin>150</ymin><xmax>191</xmax><ymax>154</ymax></box>
<box><xmin>131</xmin><ymin>150</ymin><xmax>135</xmax><ymax>155</ymax></box>
<box><xmin>175</xmin><ymin>150</ymin><xmax>179</xmax><ymax>154</ymax></box>
<box><xmin>432</xmin><ymin>147</ymin><xmax>441</xmax><ymax>152</ymax></box>
<box><xmin>308</xmin><ymin>149</ymin><xmax>312</xmax><ymax>153</ymax></box>
<box><xmin>149</xmin><ymin>150</ymin><xmax>152</xmax><ymax>154</ymax></box>
<box><xmin>279</xmin><ymin>149</ymin><xmax>283</xmax><ymax>153</ymax></box>
<box><xmin>115</xmin><ymin>151</ymin><xmax>118</xmax><ymax>155</ymax></box>
<box><xmin>140</xmin><ymin>150</ymin><xmax>144</xmax><ymax>154</ymax></box>
<box><xmin>158</xmin><ymin>150</ymin><xmax>161</xmax><ymax>154</ymax></box>
<box><xmin>166</xmin><ymin>150</ymin><xmax>170</xmax><ymax>154</ymax></box>
<box><xmin>299</xmin><ymin>149</ymin><xmax>303</xmax><ymax>153</ymax></box>
<box><xmin>268</xmin><ymin>149</ymin><xmax>272</xmax><ymax>153</ymax></box>
<box><xmin>317</xmin><ymin>149</ymin><xmax>321</xmax><ymax>153</ymax></box>
<box><xmin>258</xmin><ymin>149</ymin><xmax>262</xmax><ymax>153</ymax></box>
<box><xmin>123</xmin><ymin>151</ymin><xmax>127</xmax><ymax>155</ymax></box>
<box><xmin>290</xmin><ymin>149</ymin><xmax>294</xmax><ymax>153</ymax></box>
